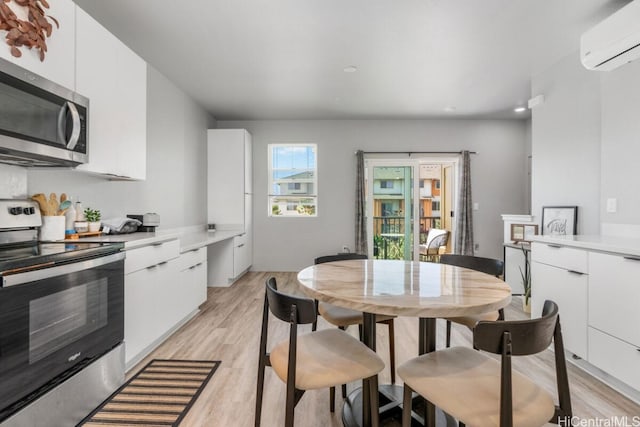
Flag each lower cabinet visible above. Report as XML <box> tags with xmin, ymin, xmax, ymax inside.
<box><xmin>124</xmin><ymin>241</ymin><xmax>207</xmax><ymax>367</ymax></box>
<box><xmin>588</xmin><ymin>327</ymin><xmax>640</xmax><ymax>391</ymax></box>
<box><xmin>207</xmin><ymin>235</ymin><xmax>252</xmax><ymax>287</ymax></box>
<box><xmin>531</xmin><ymin>260</ymin><xmax>588</xmax><ymax>359</ymax></box>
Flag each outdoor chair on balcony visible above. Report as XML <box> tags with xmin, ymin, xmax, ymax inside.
<box><xmin>311</xmin><ymin>253</ymin><xmax>397</xmax><ymax>412</ymax></box>
<box><xmin>419</xmin><ymin>228</ymin><xmax>449</xmax><ymax>262</ymax></box>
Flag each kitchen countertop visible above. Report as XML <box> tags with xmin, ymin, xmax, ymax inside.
<box><xmin>74</xmin><ymin>228</ymin><xmax>244</xmax><ymax>252</ymax></box>
<box><xmin>530</xmin><ymin>234</ymin><xmax>640</xmax><ymax>257</ymax></box>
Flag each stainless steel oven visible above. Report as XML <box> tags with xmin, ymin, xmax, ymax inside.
<box><xmin>0</xmin><ymin>251</ymin><xmax>124</xmax><ymax>422</ymax></box>
<box><xmin>0</xmin><ymin>57</ymin><xmax>88</xmax><ymax>167</ymax></box>
<box><xmin>0</xmin><ymin>199</ymin><xmax>124</xmax><ymax>424</ymax></box>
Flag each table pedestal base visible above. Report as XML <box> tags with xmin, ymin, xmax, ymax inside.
<box><xmin>342</xmin><ymin>385</ymin><xmax>457</xmax><ymax>427</ymax></box>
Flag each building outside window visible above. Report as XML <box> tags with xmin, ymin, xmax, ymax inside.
<box><xmin>268</xmin><ymin>144</ymin><xmax>317</xmax><ymax>217</ymax></box>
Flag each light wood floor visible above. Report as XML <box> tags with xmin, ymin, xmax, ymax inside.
<box><xmin>131</xmin><ymin>272</ymin><xmax>640</xmax><ymax>426</ymax></box>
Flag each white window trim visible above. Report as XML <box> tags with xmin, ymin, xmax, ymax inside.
<box><xmin>268</xmin><ymin>143</ymin><xmax>318</xmax><ymax>218</ymax></box>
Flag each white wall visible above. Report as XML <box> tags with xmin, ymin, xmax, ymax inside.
<box><xmin>531</xmin><ymin>52</ymin><xmax>601</xmax><ymax>235</ymax></box>
<box><xmin>600</xmin><ymin>59</ymin><xmax>640</xmax><ymax>231</ymax></box>
<box><xmin>218</xmin><ymin>119</ymin><xmax>528</xmax><ymax>271</ymax></box>
<box><xmin>25</xmin><ymin>66</ymin><xmax>214</xmax><ymax>229</ymax></box>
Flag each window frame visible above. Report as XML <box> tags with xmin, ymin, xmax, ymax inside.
<box><xmin>268</xmin><ymin>143</ymin><xmax>318</xmax><ymax>218</ymax></box>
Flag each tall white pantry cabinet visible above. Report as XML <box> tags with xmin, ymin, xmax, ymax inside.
<box><xmin>207</xmin><ymin>129</ymin><xmax>253</xmax><ymax>286</ymax></box>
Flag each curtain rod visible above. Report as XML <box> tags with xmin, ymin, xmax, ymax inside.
<box><xmin>357</xmin><ymin>150</ymin><xmax>477</xmax><ymax>155</ymax></box>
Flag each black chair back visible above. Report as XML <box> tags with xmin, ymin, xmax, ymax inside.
<box><xmin>314</xmin><ymin>253</ymin><xmax>368</xmax><ymax>265</ymax></box>
<box><xmin>265</xmin><ymin>277</ymin><xmax>317</xmax><ymax>325</ymax></box>
<box><xmin>474</xmin><ymin>300</ymin><xmax>558</xmax><ymax>356</ymax></box>
<box><xmin>439</xmin><ymin>254</ymin><xmax>504</xmax><ymax>277</ymax></box>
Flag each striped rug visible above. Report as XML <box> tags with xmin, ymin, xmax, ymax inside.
<box><xmin>78</xmin><ymin>359</ymin><xmax>220</xmax><ymax>427</ymax></box>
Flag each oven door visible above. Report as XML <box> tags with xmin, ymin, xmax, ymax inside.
<box><xmin>0</xmin><ymin>252</ymin><xmax>124</xmax><ymax>421</ymax></box>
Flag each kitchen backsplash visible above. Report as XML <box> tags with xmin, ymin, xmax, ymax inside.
<box><xmin>0</xmin><ymin>164</ymin><xmax>27</xmax><ymax>199</ymax></box>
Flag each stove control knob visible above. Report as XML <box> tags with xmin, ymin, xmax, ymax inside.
<box><xmin>24</xmin><ymin>207</ymin><xmax>35</xmax><ymax>215</ymax></box>
<box><xmin>9</xmin><ymin>207</ymin><xmax>23</xmax><ymax>215</ymax></box>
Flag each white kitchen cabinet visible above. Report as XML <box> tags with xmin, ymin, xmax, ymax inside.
<box><xmin>207</xmin><ymin>129</ymin><xmax>253</xmax><ymax>284</ymax></box>
<box><xmin>0</xmin><ymin>0</ymin><xmax>76</xmax><ymax>90</ymax></box>
<box><xmin>589</xmin><ymin>252</ymin><xmax>640</xmax><ymax>347</ymax></box>
<box><xmin>75</xmin><ymin>6</ymin><xmax>147</xmax><ymax>180</ymax></box>
<box><xmin>531</xmin><ymin>242</ymin><xmax>588</xmax><ymax>359</ymax></box>
<box><xmin>207</xmin><ymin>129</ymin><xmax>252</xmax><ymax>227</ymax></box>
<box><xmin>123</xmin><ymin>239</ymin><xmax>179</xmax><ymax>366</ymax></box>
<box><xmin>588</xmin><ymin>327</ymin><xmax>640</xmax><ymax>392</ymax></box>
<box><xmin>176</xmin><ymin>247</ymin><xmax>208</xmax><ymax>318</ymax></box>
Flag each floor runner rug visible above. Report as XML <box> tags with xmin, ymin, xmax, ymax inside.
<box><xmin>78</xmin><ymin>359</ymin><xmax>220</xmax><ymax>426</ymax></box>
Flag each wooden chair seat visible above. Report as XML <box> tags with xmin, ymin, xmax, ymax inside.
<box><xmin>318</xmin><ymin>302</ymin><xmax>395</xmax><ymax>327</ymax></box>
<box><xmin>270</xmin><ymin>329</ymin><xmax>385</xmax><ymax>390</ymax></box>
<box><xmin>446</xmin><ymin>310</ymin><xmax>500</xmax><ymax>330</ymax></box>
<box><xmin>398</xmin><ymin>347</ymin><xmax>555</xmax><ymax>427</ymax></box>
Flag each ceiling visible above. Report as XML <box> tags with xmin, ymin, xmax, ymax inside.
<box><xmin>74</xmin><ymin>0</ymin><xmax>629</xmax><ymax>120</ymax></box>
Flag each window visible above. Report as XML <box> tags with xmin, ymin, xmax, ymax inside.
<box><xmin>269</xmin><ymin>144</ymin><xmax>317</xmax><ymax>217</ymax></box>
<box><xmin>380</xmin><ymin>180</ymin><xmax>394</xmax><ymax>189</ymax></box>
<box><xmin>432</xmin><ymin>201</ymin><xmax>441</xmax><ymax>211</ymax></box>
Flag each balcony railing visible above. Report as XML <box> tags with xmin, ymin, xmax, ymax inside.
<box><xmin>372</xmin><ymin>216</ymin><xmax>441</xmax><ymax>260</ymax></box>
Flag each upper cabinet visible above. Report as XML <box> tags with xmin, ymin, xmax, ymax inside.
<box><xmin>0</xmin><ymin>0</ymin><xmax>76</xmax><ymax>90</ymax></box>
<box><xmin>75</xmin><ymin>7</ymin><xmax>147</xmax><ymax>180</ymax></box>
<box><xmin>208</xmin><ymin>129</ymin><xmax>253</xmax><ymax>228</ymax></box>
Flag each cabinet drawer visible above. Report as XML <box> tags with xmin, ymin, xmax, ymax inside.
<box><xmin>588</xmin><ymin>327</ymin><xmax>640</xmax><ymax>391</ymax></box>
<box><xmin>125</xmin><ymin>239</ymin><xmax>180</xmax><ymax>274</ymax></box>
<box><xmin>531</xmin><ymin>242</ymin><xmax>587</xmax><ymax>273</ymax></box>
<box><xmin>177</xmin><ymin>247</ymin><xmax>207</xmax><ymax>271</ymax></box>
<box><xmin>234</xmin><ymin>233</ymin><xmax>248</xmax><ymax>248</ymax></box>
<box><xmin>589</xmin><ymin>252</ymin><xmax>640</xmax><ymax>347</ymax></box>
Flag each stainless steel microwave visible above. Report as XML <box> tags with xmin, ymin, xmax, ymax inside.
<box><xmin>0</xmin><ymin>58</ymin><xmax>88</xmax><ymax>167</ymax></box>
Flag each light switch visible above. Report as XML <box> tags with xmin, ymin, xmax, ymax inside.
<box><xmin>473</xmin><ymin>202</ymin><xmax>479</xmax><ymax>211</ymax></box>
<box><xmin>606</xmin><ymin>198</ymin><xmax>617</xmax><ymax>213</ymax></box>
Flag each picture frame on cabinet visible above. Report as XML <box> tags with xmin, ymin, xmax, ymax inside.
<box><xmin>541</xmin><ymin>206</ymin><xmax>578</xmax><ymax>236</ymax></box>
<box><xmin>510</xmin><ymin>223</ymin><xmax>538</xmax><ymax>243</ymax></box>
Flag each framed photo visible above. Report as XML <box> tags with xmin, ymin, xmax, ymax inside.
<box><xmin>541</xmin><ymin>206</ymin><xmax>578</xmax><ymax>236</ymax></box>
<box><xmin>510</xmin><ymin>223</ymin><xmax>538</xmax><ymax>242</ymax></box>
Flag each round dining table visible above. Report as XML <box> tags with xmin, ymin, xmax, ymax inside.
<box><xmin>297</xmin><ymin>259</ymin><xmax>512</xmax><ymax>427</ymax></box>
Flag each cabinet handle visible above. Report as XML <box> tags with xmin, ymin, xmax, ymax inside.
<box><xmin>152</xmin><ymin>242</ymin><xmax>164</xmax><ymax>247</ymax></box>
<box><xmin>189</xmin><ymin>262</ymin><xmax>203</xmax><ymax>270</ymax></box>
<box><xmin>146</xmin><ymin>264</ymin><xmax>157</xmax><ymax>270</ymax></box>
<box><xmin>546</xmin><ymin>244</ymin><xmax>562</xmax><ymax>249</ymax></box>
<box><xmin>237</xmin><ymin>243</ymin><xmax>245</xmax><ymax>248</ymax></box>
<box><xmin>567</xmin><ymin>270</ymin><xmax>585</xmax><ymax>276</ymax></box>
<box><xmin>623</xmin><ymin>256</ymin><xmax>640</xmax><ymax>262</ymax></box>
<box><xmin>158</xmin><ymin>261</ymin><xmax>168</xmax><ymax>266</ymax></box>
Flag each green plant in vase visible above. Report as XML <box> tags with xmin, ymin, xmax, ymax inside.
<box><xmin>519</xmin><ymin>243</ymin><xmax>531</xmax><ymax>313</ymax></box>
<box><xmin>84</xmin><ymin>208</ymin><xmax>101</xmax><ymax>232</ymax></box>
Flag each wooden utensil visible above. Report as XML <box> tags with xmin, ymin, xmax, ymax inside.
<box><xmin>60</xmin><ymin>193</ymin><xmax>67</xmax><ymax>203</ymax></box>
<box><xmin>48</xmin><ymin>193</ymin><xmax>58</xmax><ymax>216</ymax></box>
<box><xmin>31</xmin><ymin>193</ymin><xmax>49</xmax><ymax>215</ymax></box>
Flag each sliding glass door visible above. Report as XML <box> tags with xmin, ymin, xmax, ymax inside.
<box><xmin>366</xmin><ymin>158</ymin><xmax>457</xmax><ymax>261</ymax></box>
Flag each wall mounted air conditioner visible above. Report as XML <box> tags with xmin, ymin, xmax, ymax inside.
<box><xmin>581</xmin><ymin>0</ymin><xmax>640</xmax><ymax>71</ymax></box>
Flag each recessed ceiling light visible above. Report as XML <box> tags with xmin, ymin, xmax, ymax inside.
<box><xmin>444</xmin><ymin>106</ymin><xmax>456</xmax><ymax>113</ymax></box>
<box><xmin>514</xmin><ymin>106</ymin><xmax>527</xmax><ymax>113</ymax></box>
<box><xmin>343</xmin><ymin>66</ymin><xmax>358</xmax><ymax>73</ymax></box>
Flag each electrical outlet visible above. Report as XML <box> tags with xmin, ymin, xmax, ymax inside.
<box><xmin>342</xmin><ymin>245</ymin><xmax>350</xmax><ymax>253</ymax></box>
<box><xmin>474</xmin><ymin>243</ymin><xmax>480</xmax><ymax>251</ymax></box>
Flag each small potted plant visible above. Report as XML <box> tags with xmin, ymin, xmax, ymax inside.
<box><xmin>519</xmin><ymin>243</ymin><xmax>531</xmax><ymax>314</ymax></box>
<box><xmin>84</xmin><ymin>208</ymin><xmax>101</xmax><ymax>232</ymax></box>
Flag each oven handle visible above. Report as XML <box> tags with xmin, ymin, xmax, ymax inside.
<box><xmin>2</xmin><ymin>252</ymin><xmax>125</xmax><ymax>288</ymax></box>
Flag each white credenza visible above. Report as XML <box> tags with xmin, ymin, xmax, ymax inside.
<box><xmin>206</xmin><ymin>129</ymin><xmax>253</xmax><ymax>286</ymax></box>
<box><xmin>531</xmin><ymin>237</ymin><xmax>640</xmax><ymax>397</ymax></box>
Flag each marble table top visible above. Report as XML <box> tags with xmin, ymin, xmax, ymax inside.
<box><xmin>297</xmin><ymin>259</ymin><xmax>512</xmax><ymax>318</ymax></box>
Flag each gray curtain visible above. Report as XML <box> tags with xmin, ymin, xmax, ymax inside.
<box><xmin>455</xmin><ymin>150</ymin><xmax>474</xmax><ymax>255</ymax></box>
<box><xmin>355</xmin><ymin>150</ymin><xmax>368</xmax><ymax>255</ymax></box>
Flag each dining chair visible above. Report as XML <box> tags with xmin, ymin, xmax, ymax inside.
<box><xmin>255</xmin><ymin>277</ymin><xmax>385</xmax><ymax>427</ymax></box>
<box><xmin>419</xmin><ymin>229</ymin><xmax>449</xmax><ymax>262</ymax></box>
<box><xmin>439</xmin><ymin>254</ymin><xmax>505</xmax><ymax>347</ymax></box>
<box><xmin>398</xmin><ymin>300</ymin><xmax>572</xmax><ymax>427</ymax></box>
<box><xmin>312</xmin><ymin>253</ymin><xmax>396</xmax><ymax>408</ymax></box>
